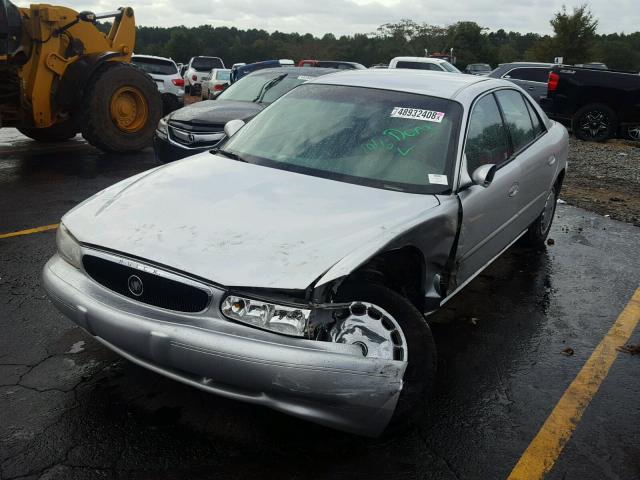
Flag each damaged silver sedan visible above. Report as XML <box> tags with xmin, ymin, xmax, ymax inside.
<box><xmin>43</xmin><ymin>70</ymin><xmax>568</xmax><ymax>436</ymax></box>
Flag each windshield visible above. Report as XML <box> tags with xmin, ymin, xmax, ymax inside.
<box><xmin>440</xmin><ymin>61</ymin><xmax>461</xmax><ymax>73</ymax></box>
<box><xmin>470</xmin><ymin>64</ymin><xmax>491</xmax><ymax>71</ymax></box>
<box><xmin>131</xmin><ymin>57</ymin><xmax>177</xmax><ymax>75</ymax></box>
<box><xmin>223</xmin><ymin>84</ymin><xmax>462</xmax><ymax>193</ymax></box>
<box><xmin>192</xmin><ymin>57</ymin><xmax>224</xmax><ymax>71</ymax></box>
<box><xmin>218</xmin><ymin>72</ymin><xmax>309</xmax><ymax>104</ymax></box>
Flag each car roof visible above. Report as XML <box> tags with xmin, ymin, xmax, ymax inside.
<box><xmin>249</xmin><ymin>66</ymin><xmax>340</xmax><ymax>77</ymax></box>
<box><xmin>308</xmin><ymin>69</ymin><xmax>504</xmax><ymax>100</ymax></box>
<box><xmin>131</xmin><ymin>54</ymin><xmax>176</xmax><ymax>63</ymax></box>
<box><xmin>392</xmin><ymin>56</ymin><xmax>445</xmax><ymax>64</ymax></box>
<box><xmin>498</xmin><ymin>62</ymin><xmax>554</xmax><ymax>67</ymax></box>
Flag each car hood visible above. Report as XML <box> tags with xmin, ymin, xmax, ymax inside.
<box><xmin>168</xmin><ymin>100</ymin><xmax>264</xmax><ymax>126</ymax></box>
<box><xmin>63</xmin><ymin>154</ymin><xmax>440</xmax><ymax>290</ymax></box>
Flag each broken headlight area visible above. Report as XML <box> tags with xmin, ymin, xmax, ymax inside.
<box><xmin>221</xmin><ymin>295</ymin><xmax>407</xmax><ymax>362</ymax></box>
<box><xmin>221</xmin><ymin>295</ymin><xmax>311</xmax><ymax>337</ymax></box>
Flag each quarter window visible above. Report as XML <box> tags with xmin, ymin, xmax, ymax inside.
<box><xmin>464</xmin><ymin>94</ymin><xmax>511</xmax><ymax>174</ymax></box>
<box><xmin>495</xmin><ymin>90</ymin><xmax>536</xmax><ymax>152</ymax></box>
<box><xmin>525</xmin><ymin>99</ymin><xmax>546</xmax><ymax>137</ymax></box>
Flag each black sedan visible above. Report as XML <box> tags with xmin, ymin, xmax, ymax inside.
<box><xmin>153</xmin><ymin>67</ymin><xmax>339</xmax><ymax>163</ymax></box>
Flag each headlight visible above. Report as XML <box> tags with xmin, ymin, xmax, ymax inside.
<box><xmin>156</xmin><ymin>115</ymin><xmax>169</xmax><ymax>139</ymax></box>
<box><xmin>221</xmin><ymin>295</ymin><xmax>311</xmax><ymax>337</ymax></box>
<box><xmin>56</xmin><ymin>223</ymin><xmax>82</xmax><ymax>269</ymax></box>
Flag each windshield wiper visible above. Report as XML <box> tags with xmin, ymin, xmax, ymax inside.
<box><xmin>210</xmin><ymin>148</ymin><xmax>248</xmax><ymax>162</ymax></box>
<box><xmin>251</xmin><ymin>73</ymin><xmax>288</xmax><ymax>103</ymax></box>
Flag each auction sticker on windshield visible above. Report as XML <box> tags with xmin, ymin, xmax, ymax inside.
<box><xmin>428</xmin><ymin>174</ymin><xmax>448</xmax><ymax>185</ymax></box>
<box><xmin>391</xmin><ymin>107</ymin><xmax>445</xmax><ymax>123</ymax></box>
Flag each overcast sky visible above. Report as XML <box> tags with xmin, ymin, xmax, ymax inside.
<box><xmin>16</xmin><ymin>0</ymin><xmax>639</xmax><ymax>36</ymax></box>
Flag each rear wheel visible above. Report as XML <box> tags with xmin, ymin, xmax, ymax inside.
<box><xmin>82</xmin><ymin>62</ymin><xmax>162</xmax><ymax>153</ymax></box>
<box><xmin>523</xmin><ymin>183</ymin><xmax>558</xmax><ymax>247</ymax></box>
<box><xmin>334</xmin><ymin>283</ymin><xmax>436</xmax><ymax>433</ymax></box>
<box><xmin>572</xmin><ymin>103</ymin><xmax>617</xmax><ymax>142</ymax></box>
<box><xmin>18</xmin><ymin>121</ymin><xmax>77</xmax><ymax>143</ymax></box>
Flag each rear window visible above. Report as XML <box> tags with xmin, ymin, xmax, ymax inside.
<box><xmin>131</xmin><ymin>57</ymin><xmax>177</xmax><ymax>75</ymax></box>
<box><xmin>216</xmin><ymin>70</ymin><xmax>231</xmax><ymax>81</ymax></box>
<box><xmin>192</xmin><ymin>57</ymin><xmax>224</xmax><ymax>71</ymax></box>
<box><xmin>504</xmin><ymin>67</ymin><xmax>549</xmax><ymax>83</ymax></box>
<box><xmin>396</xmin><ymin>61</ymin><xmax>442</xmax><ymax>71</ymax></box>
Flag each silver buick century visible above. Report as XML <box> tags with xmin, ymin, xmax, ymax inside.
<box><xmin>43</xmin><ymin>70</ymin><xmax>568</xmax><ymax>436</ymax></box>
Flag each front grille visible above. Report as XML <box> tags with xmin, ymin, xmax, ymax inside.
<box><xmin>168</xmin><ymin>125</ymin><xmax>225</xmax><ymax>148</ymax></box>
<box><xmin>83</xmin><ymin>255</ymin><xmax>210</xmax><ymax>313</ymax></box>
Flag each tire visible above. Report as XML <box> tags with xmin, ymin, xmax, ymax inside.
<box><xmin>161</xmin><ymin>93</ymin><xmax>180</xmax><ymax>116</ymax></box>
<box><xmin>572</xmin><ymin>103</ymin><xmax>617</xmax><ymax>142</ymax></box>
<box><xmin>522</xmin><ymin>182</ymin><xmax>558</xmax><ymax>248</ymax></box>
<box><xmin>81</xmin><ymin>62</ymin><xmax>162</xmax><ymax>153</ymax></box>
<box><xmin>335</xmin><ymin>283</ymin><xmax>437</xmax><ymax>433</ymax></box>
<box><xmin>18</xmin><ymin>121</ymin><xmax>77</xmax><ymax>143</ymax></box>
<box><xmin>625</xmin><ymin>124</ymin><xmax>640</xmax><ymax>142</ymax></box>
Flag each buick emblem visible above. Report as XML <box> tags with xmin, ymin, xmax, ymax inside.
<box><xmin>127</xmin><ymin>275</ymin><xmax>144</xmax><ymax>297</ymax></box>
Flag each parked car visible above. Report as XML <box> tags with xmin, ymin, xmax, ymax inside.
<box><xmin>488</xmin><ymin>62</ymin><xmax>554</xmax><ymax>104</ymax></box>
<box><xmin>154</xmin><ymin>66</ymin><xmax>339</xmax><ymax>163</ymax></box>
<box><xmin>131</xmin><ymin>54</ymin><xmax>184</xmax><ymax>114</ymax></box>
<box><xmin>465</xmin><ymin>63</ymin><xmax>492</xmax><ymax>76</ymax></box>
<box><xmin>388</xmin><ymin>56</ymin><xmax>461</xmax><ymax>73</ymax></box>
<box><xmin>541</xmin><ymin>65</ymin><xmax>640</xmax><ymax>141</ymax></box>
<box><xmin>44</xmin><ymin>70</ymin><xmax>568</xmax><ymax>437</ymax></box>
<box><xmin>230</xmin><ymin>60</ymin><xmax>281</xmax><ymax>84</ymax></box>
<box><xmin>201</xmin><ymin>68</ymin><xmax>231</xmax><ymax>100</ymax></box>
<box><xmin>184</xmin><ymin>56</ymin><xmax>225</xmax><ymax>96</ymax></box>
<box><xmin>298</xmin><ymin>59</ymin><xmax>366</xmax><ymax>69</ymax></box>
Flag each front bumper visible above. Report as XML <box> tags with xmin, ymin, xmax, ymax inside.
<box><xmin>42</xmin><ymin>253</ymin><xmax>405</xmax><ymax>436</ymax></box>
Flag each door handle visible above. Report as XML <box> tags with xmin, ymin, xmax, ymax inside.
<box><xmin>548</xmin><ymin>155</ymin><xmax>556</xmax><ymax>166</ymax></box>
<box><xmin>508</xmin><ymin>182</ymin><xmax>519</xmax><ymax>197</ymax></box>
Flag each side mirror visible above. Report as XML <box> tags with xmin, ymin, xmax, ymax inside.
<box><xmin>471</xmin><ymin>164</ymin><xmax>496</xmax><ymax>187</ymax></box>
<box><xmin>224</xmin><ymin>119</ymin><xmax>245</xmax><ymax>138</ymax></box>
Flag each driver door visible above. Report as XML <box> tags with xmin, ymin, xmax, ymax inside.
<box><xmin>454</xmin><ymin>92</ymin><xmax>523</xmax><ymax>287</ymax></box>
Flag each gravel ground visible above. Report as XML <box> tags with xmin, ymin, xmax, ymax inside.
<box><xmin>562</xmin><ymin>138</ymin><xmax>640</xmax><ymax>226</ymax></box>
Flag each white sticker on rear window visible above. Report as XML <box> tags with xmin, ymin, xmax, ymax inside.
<box><xmin>391</xmin><ymin>107</ymin><xmax>445</xmax><ymax>123</ymax></box>
<box><xmin>428</xmin><ymin>174</ymin><xmax>448</xmax><ymax>185</ymax></box>
<box><xmin>297</xmin><ymin>76</ymin><xmax>314</xmax><ymax>81</ymax></box>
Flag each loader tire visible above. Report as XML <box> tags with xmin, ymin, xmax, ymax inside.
<box><xmin>81</xmin><ymin>62</ymin><xmax>162</xmax><ymax>153</ymax></box>
<box><xmin>18</xmin><ymin>121</ymin><xmax>77</xmax><ymax>143</ymax></box>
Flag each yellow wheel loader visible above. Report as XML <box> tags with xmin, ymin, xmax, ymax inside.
<box><xmin>0</xmin><ymin>1</ymin><xmax>161</xmax><ymax>152</ymax></box>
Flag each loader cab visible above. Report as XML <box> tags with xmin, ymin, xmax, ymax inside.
<box><xmin>0</xmin><ymin>0</ymin><xmax>24</xmax><ymax>61</ymax></box>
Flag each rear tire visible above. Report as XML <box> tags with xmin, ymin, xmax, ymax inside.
<box><xmin>572</xmin><ymin>103</ymin><xmax>617</xmax><ymax>142</ymax></box>
<box><xmin>335</xmin><ymin>283</ymin><xmax>436</xmax><ymax>434</ymax></box>
<box><xmin>18</xmin><ymin>121</ymin><xmax>77</xmax><ymax>143</ymax></box>
<box><xmin>522</xmin><ymin>183</ymin><xmax>558</xmax><ymax>248</ymax></box>
<box><xmin>82</xmin><ymin>62</ymin><xmax>162</xmax><ymax>153</ymax></box>
<box><xmin>625</xmin><ymin>124</ymin><xmax>640</xmax><ymax>142</ymax></box>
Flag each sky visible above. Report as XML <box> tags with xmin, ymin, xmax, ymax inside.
<box><xmin>15</xmin><ymin>0</ymin><xmax>639</xmax><ymax>36</ymax></box>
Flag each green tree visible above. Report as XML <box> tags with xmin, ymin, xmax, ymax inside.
<box><xmin>549</xmin><ymin>4</ymin><xmax>598</xmax><ymax>63</ymax></box>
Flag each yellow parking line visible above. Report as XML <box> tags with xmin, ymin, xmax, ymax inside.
<box><xmin>507</xmin><ymin>287</ymin><xmax>640</xmax><ymax>480</ymax></box>
<box><xmin>0</xmin><ymin>223</ymin><xmax>59</xmax><ymax>239</ymax></box>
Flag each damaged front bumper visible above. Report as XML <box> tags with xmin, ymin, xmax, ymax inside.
<box><xmin>42</xmin><ymin>253</ymin><xmax>406</xmax><ymax>436</ymax></box>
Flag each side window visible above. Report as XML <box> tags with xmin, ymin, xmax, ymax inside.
<box><xmin>504</xmin><ymin>67</ymin><xmax>548</xmax><ymax>83</ymax></box>
<box><xmin>525</xmin><ymin>99</ymin><xmax>546</xmax><ymax>137</ymax></box>
<box><xmin>465</xmin><ymin>94</ymin><xmax>511</xmax><ymax>174</ymax></box>
<box><xmin>495</xmin><ymin>90</ymin><xmax>536</xmax><ymax>152</ymax></box>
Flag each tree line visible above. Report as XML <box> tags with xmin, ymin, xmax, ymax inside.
<box><xmin>125</xmin><ymin>5</ymin><xmax>640</xmax><ymax>71</ymax></box>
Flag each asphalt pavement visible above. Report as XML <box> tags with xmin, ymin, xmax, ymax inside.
<box><xmin>0</xmin><ymin>130</ymin><xmax>638</xmax><ymax>480</ymax></box>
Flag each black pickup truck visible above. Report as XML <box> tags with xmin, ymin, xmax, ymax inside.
<box><xmin>541</xmin><ymin>65</ymin><xmax>640</xmax><ymax>142</ymax></box>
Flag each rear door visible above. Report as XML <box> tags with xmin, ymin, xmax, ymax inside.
<box><xmin>494</xmin><ymin>90</ymin><xmax>557</xmax><ymax>227</ymax></box>
<box><xmin>454</xmin><ymin>93</ymin><xmax>523</xmax><ymax>285</ymax></box>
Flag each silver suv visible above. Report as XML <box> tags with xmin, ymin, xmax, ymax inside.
<box><xmin>131</xmin><ymin>54</ymin><xmax>185</xmax><ymax>114</ymax></box>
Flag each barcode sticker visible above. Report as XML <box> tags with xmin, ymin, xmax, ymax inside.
<box><xmin>391</xmin><ymin>107</ymin><xmax>445</xmax><ymax>122</ymax></box>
